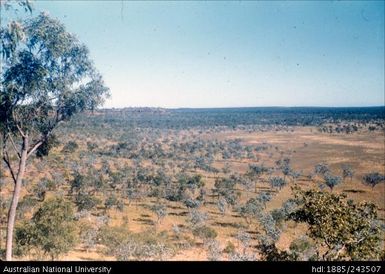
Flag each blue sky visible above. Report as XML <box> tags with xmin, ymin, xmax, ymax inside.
<box><xmin>10</xmin><ymin>1</ymin><xmax>385</xmax><ymax>107</ymax></box>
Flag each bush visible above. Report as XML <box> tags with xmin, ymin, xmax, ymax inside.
<box><xmin>289</xmin><ymin>236</ymin><xmax>317</xmax><ymax>261</ymax></box>
<box><xmin>314</xmin><ymin>163</ymin><xmax>329</xmax><ymax>176</ymax></box>
<box><xmin>362</xmin><ymin>172</ymin><xmax>385</xmax><ymax>189</ymax></box>
<box><xmin>223</xmin><ymin>241</ymin><xmax>236</xmax><ymax>254</ymax></box>
<box><xmin>75</xmin><ymin>192</ymin><xmax>101</xmax><ymax>211</ymax></box>
<box><xmin>61</xmin><ymin>141</ymin><xmax>79</xmax><ymax>153</ymax></box>
<box><xmin>184</xmin><ymin>198</ymin><xmax>201</xmax><ymax>209</ymax></box>
<box><xmin>104</xmin><ymin>195</ymin><xmax>120</xmax><ymax>210</ymax></box>
<box><xmin>99</xmin><ymin>227</ymin><xmax>175</xmax><ymax>260</ymax></box>
<box><xmin>15</xmin><ymin>197</ymin><xmax>78</xmax><ymax>260</ymax></box>
<box><xmin>192</xmin><ymin>226</ymin><xmax>217</xmax><ymax>240</ymax></box>
<box><xmin>151</xmin><ymin>204</ymin><xmax>167</xmax><ymax>224</ymax></box>
<box><xmin>238</xmin><ymin>198</ymin><xmax>263</xmax><ymax>224</ymax></box>
<box><xmin>188</xmin><ymin>209</ymin><xmax>208</xmax><ymax>228</ymax></box>
<box><xmin>323</xmin><ymin>173</ymin><xmax>342</xmax><ymax>191</ymax></box>
<box><xmin>269</xmin><ymin>177</ymin><xmax>286</xmax><ymax>190</ymax></box>
<box><xmin>36</xmin><ymin>134</ymin><xmax>60</xmax><ymax>158</ymax></box>
<box><xmin>291</xmin><ymin>187</ymin><xmax>383</xmax><ymax>260</ymax></box>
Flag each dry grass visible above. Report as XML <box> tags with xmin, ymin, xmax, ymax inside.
<box><xmin>1</xmin><ymin>127</ymin><xmax>384</xmax><ymax>260</ymax></box>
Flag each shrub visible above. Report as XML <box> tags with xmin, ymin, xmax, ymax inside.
<box><xmin>362</xmin><ymin>172</ymin><xmax>385</xmax><ymax>189</ymax></box>
<box><xmin>192</xmin><ymin>226</ymin><xmax>217</xmax><ymax>240</ymax></box>
<box><xmin>75</xmin><ymin>192</ymin><xmax>101</xmax><ymax>211</ymax></box>
<box><xmin>314</xmin><ymin>163</ymin><xmax>330</xmax><ymax>176</ymax></box>
<box><xmin>223</xmin><ymin>241</ymin><xmax>236</xmax><ymax>254</ymax></box>
<box><xmin>15</xmin><ymin>198</ymin><xmax>78</xmax><ymax>260</ymax></box>
<box><xmin>291</xmin><ymin>187</ymin><xmax>383</xmax><ymax>260</ymax></box>
<box><xmin>323</xmin><ymin>173</ymin><xmax>342</xmax><ymax>191</ymax></box>
<box><xmin>289</xmin><ymin>236</ymin><xmax>317</xmax><ymax>261</ymax></box>
<box><xmin>151</xmin><ymin>204</ymin><xmax>167</xmax><ymax>224</ymax></box>
<box><xmin>61</xmin><ymin>141</ymin><xmax>79</xmax><ymax>153</ymax></box>
<box><xmin>269</xmin><ymin>176</ymin><xmax>286</xmax><ymax>190</ymax></box>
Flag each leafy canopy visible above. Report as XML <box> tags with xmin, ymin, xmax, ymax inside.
<box><xmin>15</xmin><ymin>197</ymin><xmax>78</xmax><ymax>260</ymax></box>
<box><xmin>290</xmin><ymin>187</ymin><xmax>383</xmax><ymax>260</ymax></box>
<box><xmin>1</xmin><ymin>12</ymin><xmax>109</xmax><ymax>154</ymax></box>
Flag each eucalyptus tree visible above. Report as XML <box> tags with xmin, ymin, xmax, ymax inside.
<box><xmin>237</xmin><ymin>197</ymin><xmax>263</xmax><ymax>225</ymax></box>
<box><xmin>291</xmin><ymin>188</ymin><xmax>383</xmax><ymax>260</ymax></box>
<box><xmin>323</xmin><ymin>173</ymin><xmax>342</xmax><ymax>191</ymax></box>
<box><xmin>0</xmin><ymin>13</ymin><xmax>109</xmax><ymax>260</ymax></box>
<box><xmin>341</xmin><ymin>164</ymin><xmax>354</xmax><ymax>182</ymax></box>
<box><xmin>269</xmin><ymin>176</ymin><xmax>287</xmax><ymax>190</ymax></box>
<box><xmin>362</xmin><ymin>172</ymin><xmax>385</xmax><ymax>189</ymax></box>
<box><xmin>247</xmin><ymin>164</ymin><xmax>268</xmax><ymax>192</ymax></box>
<box><xmin>314</xmin><ymin>163</ymin><xmax>330</xmax><ymax>176</ymax></box>
<box><xmin>213</xmin><ymin>177</ymin><xmax>239</xmax><ymax>206</ymax></box>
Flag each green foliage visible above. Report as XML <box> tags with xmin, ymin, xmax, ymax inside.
<box><xmin>15</xmin><ymin>197</ymin><xmax>78</xmax><ymax>260</ymax></box>
<box><xmin>98</xmin><ymin>225</ymin><xmax>128</xmax><ymax>249</ymax></box>
<box><xmin>247</xmin><ymin>164</ymin><xmax>268</xmax><ymax>178</ymax></box>
<box><xmin>237</xmin><ymin>197</ymin><xmax>263</xmax><ymax>224</ymax></box>
<box><xmin>36</xmin><ymin>134</ymin><xmax>60</xmax><ymax>158</ymax></box>
<box><xmin>323</xmin><ymin>173</ymin><xmax>342</xmax><ymax>191</ymax></box>
<box><xmin>104</xmin><ymin>194</ymin><xmax>123</xmax><ymax>211</ymax></box>
<box><xmin>289</xmin><ymin>236</ymin><xmax>318</xmax><ymax>261</ymax></box>
<box><xmin>314</xmin><ymin>163</ymin><xmax>330</xmax><ymax>176</ymax></box>
<box><xmin>213</xmin><ymin>177</ymin><xmax>240</xmax><ymax>205</ymax></box>
<box><xmin>178</xmin><ymin>173</ymin><xmax>205</xmax><ymax>190</ymax></box>
<box><xmin>362</xmin><ymin>172</ymin><xmax>385</xmax><ymax>189</ymax></box>
<box><xmin>1</xmin><ymin>12</ymin><xmax>109</xmax><ymax>156</ymax></box>
<box><xmin>291</xmin><ymin>187</ymin><xmax>383</xmax><ymax>260</ymax></box>
<box><xmin>61</xmin><ymin>141</ymin><xmax>79</xmax><ymax>153</ymax></box>
<box><xmin>258</xmin><ymin>213</ymin><xmax>281</xmax><ymax>242</ymax></box>
<box><xmin>341</xmin><ymin>164</ymin><xmax>354</xmax><ymax>181</ymax></box>
<box><xmin>86</xmin><ymin>141</ymin><xmax>97</xmax><ymax>152</ymax></box>
<box><xmin>192</xmin><ymin>225</ymin><xmax>218</xmax><ymax>241</ymax></box>
<box><xmin>269</xmin><ymin>176</ymin><xmax>286</xmax><ymax>190</ymax></box>
<box><xmin>75</xmin><ymin>192</ymin><xmax>101</xmax><ymax>211</ymax></box>
<box><xmin>257</xmin><ymin>242</ymin><xmax>292</xmax><ymax>261</ymax></box>
<box><xmin>223</xmin><ymin>241</ymin><xmax>236</xmax><ymax>254</ymax></box>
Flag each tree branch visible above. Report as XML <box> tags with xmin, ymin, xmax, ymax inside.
<box><xmin>27</xmin><ymin>140</ymin><xmax>43</xmax><ymax>159</ymax></box>
<box><xmin>3</xmin><ymin>152</ymin><xmax>17</xmax><ymax>184</ymax></box>
<box><xmin>8</xmin><ymin>133</ymin><xmax>21</xmax><ymax>159</ymax></box>
<box><xmin>12</xmin><ymin>112</ymin><xmax>26</xmax><ymax>138</ymax></box>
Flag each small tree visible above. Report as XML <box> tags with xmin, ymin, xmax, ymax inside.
<box><xmin>341</xmin><ymin>164</ymin><xmax>354</xmax><ymax>182</ymax></box>
<box><xmin>15</xmin><ymin>197</ymin><xmax>78</xmax><ymax>260</ymax></box>
<box><xmin>192</xmin><ymin>226</ymin><xmax>217</xmax><ymax>242</ymax></box>
<box><xmin>247</xmin><ymin>164</ymin><xmax>268</xmax><ymax>192</ymax></box>
<box><xmin>217</xmin><ymin>197</ymin><xmax>227</xmax><ymax>216</ymax></box>
<box><xmin>151</xmin><ymin>204</ymin><xmax>167</xmax><ymax>225</ymax></box>
<box><xmin>291</xmin><ymin>187</ymin><xmax>383</xmax><ymax>260</ymax></box>
<box><xmin>238</xmin><ymin>198</ymin><xmax>263</xmax><ymax>225</ymax></box>
<box><xmin>1</xmin><ymin>13</ymin><xmax>109</xmax><ymax>260</ymax></box>
<box><xmin>61</xmin><ymin>141</ymin><xmax>79</xmax><ymax>153</ymax></box>
<box><xmin>256</xmin><ymin>191</ymin><xmax>272</xmax><ymax>208</ymax></box>
<box><xmin>188</xmin><ymin>209</ymin><xmax>207</xmax><ymax>228</ymax></box>
<box><xmin>323</xmin><ymin>173</ymin><xmax>342</xmax><ymax>191</ymax></box>
<box><xmin>75</xmin><ymin>192</ymin><xmax>101</xmax><ymax>211</ymax></box>
<box><xmin>362</xmin><ymin>172</ymin><xmax>385</xmax><ymax>189</ymax></box>
<box><xmin>269</xmin><ymin>176</ymin><xmax>286</xmax><ymax>190</ymax></box>
<box><xmin>314</xmin><ymin>163</ymin><xmax>330</xmax><ymax>176</ymax></box>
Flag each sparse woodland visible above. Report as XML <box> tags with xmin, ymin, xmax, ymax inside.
<box><xmin>1</xmin><ymin>0</ymin><xmax>384</xmax><ymax>262</ymax></box>
<box><xmin>1</xmin><ymin>107</ymin><xmax>384</xmax><ymax>261</ymax></box>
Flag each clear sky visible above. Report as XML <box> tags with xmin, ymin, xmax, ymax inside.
<box><xmin>12</xmin><ymin>1</ymin><xmax>385</xmax><ymax>108</ymax></box>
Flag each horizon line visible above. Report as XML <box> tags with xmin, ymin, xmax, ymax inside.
<box><xmin>100</xmin><ymin>105</ymin><xmax>385</xmax><ymax>110</ymax></box>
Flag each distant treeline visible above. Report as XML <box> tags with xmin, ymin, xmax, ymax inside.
<box><xmin>73</xmin><ymin>106</ymin><xmax>385</xmax><ymax>130</ymax></box>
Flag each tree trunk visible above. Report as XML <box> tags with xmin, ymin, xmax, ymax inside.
<box><xmin>5</xmin><ymin>136</ymin><xmax>28</xmax><ymax>261</ymax></box>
